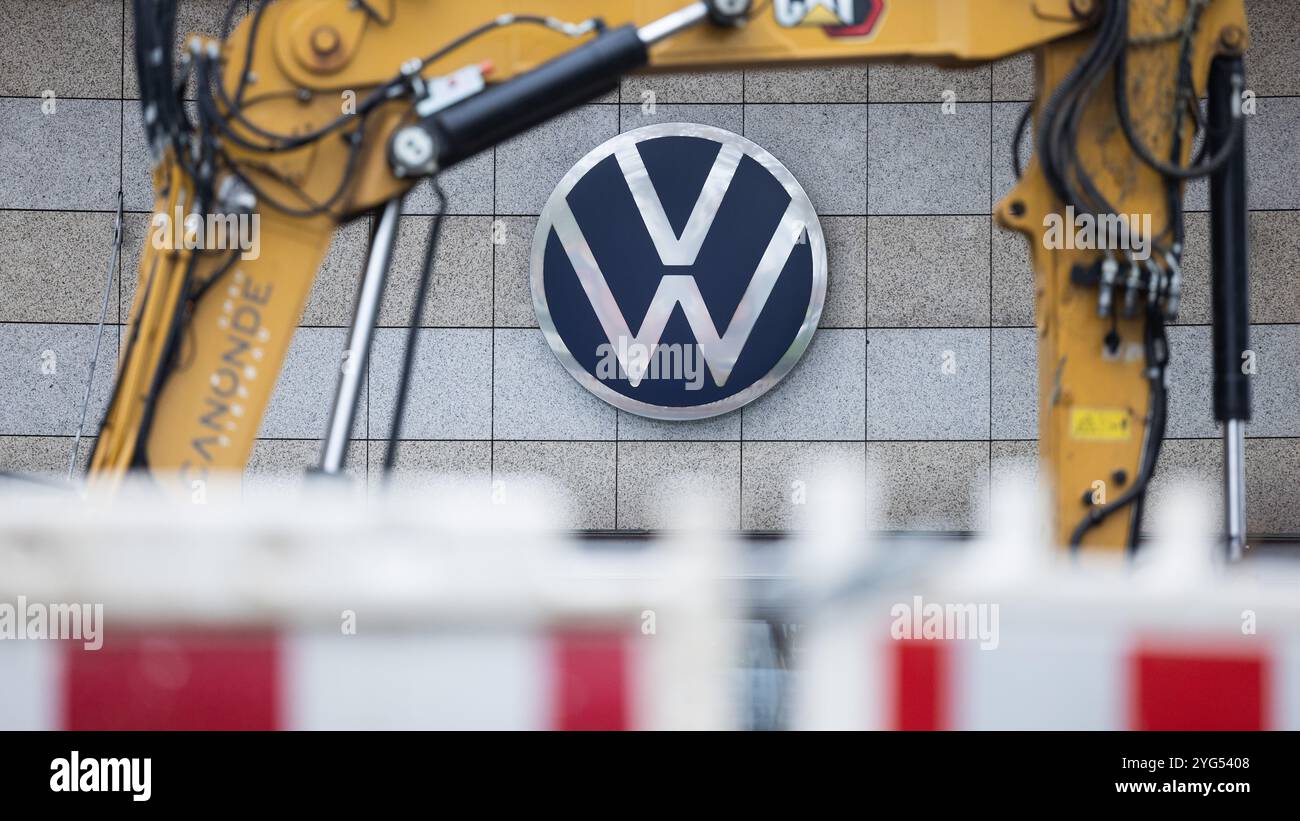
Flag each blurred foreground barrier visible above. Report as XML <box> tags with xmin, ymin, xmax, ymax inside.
<box><xmin>795</xmin><ymin>480</ymin><xmax>1300</xmax><ymax>730</ymax></box>
<box><xmin>0</xmin><ymin>482</ymin><xmax>737</xmax><ymax>730</ymax></box>
<box><xmin>4</xmin><ymin>472</ymin><xmax>1296</xmax><ymax>731</ymax></box>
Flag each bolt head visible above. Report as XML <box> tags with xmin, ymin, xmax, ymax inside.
<box><xmin>708</xmin><ymin>0</ymin><xmax>751</xmax><ymax>25</ymax></box>
<box><xmin>1220</xmin><ymin>26</ymin><xmax>1246</xmax><ymax>52</ymax></box>
<box><xmin>310</xmin><ymin>26</ymin><xmax>341</xmax><ymax>57</ymax></box>
<box><xmin>391</xmin><ymin>126</ymin><xmax>435</xmax><ymax>175</ymax></box>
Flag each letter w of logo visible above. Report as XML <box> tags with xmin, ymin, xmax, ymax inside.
<box><xmin>551</xmin><ymin>143</ymin><xmax>806</xmax><ymax>388</ymax></box>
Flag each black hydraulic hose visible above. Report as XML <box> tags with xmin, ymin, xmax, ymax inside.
<box><xmin>1058</xmin><ymin>0</ymin><xmax>1129</xmax><ymax>221</ymax></box>
<box><xmin>1114</xmin><ymin>47</ymin><xmax>1241</xmax><ymax>180</ymax></box>
<box><xmin>383</xmin><ymin>180</ymin><xmax>447</xmax><ymax>475</ymax></box>
<box><xmin>1070</xmin><ymin>313</ymin><xmax>1169</xmax><ymax>550</ymax></box>
<box><xmin>1011</xmin><ymin>102</ymin><xmax>1032</xmax><ymax>180</ymax></box>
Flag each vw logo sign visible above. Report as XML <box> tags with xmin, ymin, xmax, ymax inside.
<box><xmin>531</xmin><ymin>123</ymin><xmax>826</xmax><ymax>420</ymax></box>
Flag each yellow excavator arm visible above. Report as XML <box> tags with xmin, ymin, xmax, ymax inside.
<box><xmin>90</xmin><ymin>0</ymin><xmax>1251</xmax><ymax>552</ymax></box>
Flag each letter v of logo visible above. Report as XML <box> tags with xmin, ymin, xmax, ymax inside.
<box><xmin>613</xmin><ymin>142</ymin><xmax>742</xmax><ymax>267</ymax></box>
<box><xmin>531</xmin><ymin>123</ymin><xmax>826</xmax><ymax>421</ymax></box>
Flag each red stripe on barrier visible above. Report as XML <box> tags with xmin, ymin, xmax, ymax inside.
<box><xmin>892</xmin><ymin>639</ymin><xmax>948</xmax><ymax>731</ymax></box>
<box><xmin>551</xmin><ymin>630</ymin><xmax>629</xmax><ymax>731</ymax></box>
<box><xmin>1131</xmin><ymin>646</ymin><xmax>1268</xmax><ymax>730</ymax></box>
<box><xmin>64</xmin><ymin>630</ymin><xmax>279</xmax><ymax>730</ymax></box>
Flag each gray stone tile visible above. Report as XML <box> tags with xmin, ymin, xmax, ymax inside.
<box><xmin>491</xmin><ymin>328</ymin><xmax>616</xmax><ymax>440</ymax></box>
<box><xmin>1182</xmin><ymin>208</ymin><xmax>1300</xmax><ymax>327</ymax></box>
<box><xmin>301</xmin><ymin>217</ymin><xmax>370</xmax><ymax>327</ymax></box>
<box><xmin>495</xmin><ymin>105</ymin><xmax>618</xmax><ymax>215</ymax></box>
<box><xmin>492</xmin><ymin>216</ymin><xmax>539</xmax><ymax>328</ymax></box>
<box><xmin>867</xmin><ymin>328</ymin><xmax>990</xmax><ymax>440</ymax></box>
<box><xmin>243</xmin><ymin>438</ymin><xmax>365</xmax><ymax>498</ymax></box>
<box><xmin>869</xmin><ymin>63</ymin><xmax>990</xmax><ymax>103</ymax></box>
<box><xmin>615</xmin><ymin>441</ymin><xmax>740</xmax><ymax>529</ymax></box>
<box><xmin>991</xmin><ymin>439</ymin><xmax>1038</xmax><ymax>489</ymax></box>
<box><xmin>742</xmin><ymin>329</ymin><xmax>866</xmax><ymax>441</ymax></box>
<box><xmin>0</xmin><ymin>210</ymin><xmax>120</xmax><ymax>323</ymax></box>
<box><xmin>0</xmin><ymin>323</ymin><xmax>118</xmax><ymax>436</ymax></box>
<box><xmin>621</xmin><ymin>70</ymin><xmax>743</xmax><ymax>104</ymax></box>
<box><xmin>0</xmin><ymin>98</ymin><xmax>120</xmax><ymax>211</ymax></box>
<box><xmin>866</xmin><ymin>441</ymin><xmax>989</xmax><ymax>531</ymax></box>
<box><xmin>866</xmin><ymin>215</ymin><xmax>990</xmax><ymax>326</ymax></box>
<box><xmin>1186</xmin><ymin>96</ymin><xmax>1300</xmax><ymax>211</ymax></box>
<box><xmin>743</xmin><ymin>104</ymin><xmax>868</xmax><ymax>216</ymax></box>
<box><xmin>1247</xmin><ymin>323</ymin><xmax>1300</xmax><ymax>437</ymax></box>
<box><xmin>124</xmin><ymin>0</ymin><xmax>237</xmax><ymax>100</ymax></box>
<box><xmin>1245</xmin><ymin>211</ymin><xmax>1300</xmax><ymax>325</ymax></box>
<box><xmin>1142</xmin><ymin>438</ymin><xmax>1222</xmax><ymax>536</ymax></box>
<box><xmin>369</xmin><ymin>328</ymin><xmax>493</xmax><ymax>440</ymax></box>
<box><xmin>741</xmin><ymin>441</ymin><xmax>866</xmax><ymax>530</ymax></box>
<box><xmin>492</xmin><ymin>440</ymin><xmax>616</xmax><ymax>529</ymax></box>
<box><xmin>992</xmin><ymin>101</ymin><xmax>1034</xmax><ymax>209</ymax></box>
<box><xmin>118</xmin><ymin>211</ymin><xmax>156</xmax><ymax>323</ymax></box>
<box><xmin>0</xmin><ymin>0</ymin><xmax>123</xmax><ymax>98</ymax></box>
<box><xmin>868</xmin><ymin>102</ymin><xmax>991</xmax><ymax>215</ymax></box>
<box><xmin>1245</xmin><ymin>437</ymin><xmax>1300</xmax><ymax>535</ymax></box>
<box><xmin>992</xmin><ymin>52</ymin><xmax>1035</xmax><ymax>102</ymax></box>
<box><xmin>617</xmin><ymin>409</ymin><xmax>740</xmax><ymax>441</ymax></box>
<box><xmin>0</xmin><ymin>434</ymin><xmax>63</xmax><ymax>477</ymax></box>
<box><xmin>122</xmin><ymin>99</ymin><xmax>181</xmax><ymax>212</ymax></box>
<box><xmin>744</xmin><ymin>66</ymin><xmax>868</xmax><ymax>103</ymax></box>
<box><xmin>1176</xmin><ymin>210</ymin><xmax>1212</xmax><ymax>326</ymax></box>
<box><xmin>1240</xmin><ymin>96</ymin><xmax>1300</xmax><ymax>210</ymax></box>
<box><xmin>618</xmin><ymin>103</ymin><xmax>743</xmax><ymax>134</ymax></box>
<box><xmin>366</xmin><ymin>439</ymin><xmax>492</xmax><ymax>497</ymax></box>
<box><xmin>259</xmin><ymin>327</ymin><xmax>361</xmax><ymax>439</ymax></box>
<box><xmin>991</xmin><ymin>328</ymin><xmax>1037</xmax><ymax>440</ymax></box>
<box><xmin>0</xmin><ymin>435</ymin><xmax>94</xmax><ymax>480</ymax></box>
<box><xmin>1164</xmin><ymin>325</ymin><xmax>1217</xmax><ymax>438</ymax></box>
<box><xmin>820</xmin><ymin>216</ymin><xmax>866</xmax><ymax>328</ymax></box>
<box><xmin>1244</xmin><ymin>0</ymin><xmax>1300</xmax><ymax>97</ymax></box>
<box><xmin>404</xmin><ymin>152</ymin><xmax>495</xmax><ymax>215</ymax></box>
<box><xmin>1145</xmin><ymin>436</ymin><xmax>1300</xmax><ymax>538</ymax></box>
<box><xmin>992</xmin><ymin>218</ymin><xmax>1035</xmax><ymax>326</ymax></box>
<box><xmin>1167</xmin><ymin>323</ymin><xmax>1298</xmax><ymax>439</ymax></box>
<box><xmin>380</xmin><ymin>215</ymin><xmax>492</xmax><ymax>327</ymax></box>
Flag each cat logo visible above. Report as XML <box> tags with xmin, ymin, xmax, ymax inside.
<box><xmin>773</xmin><ymin>0</ymin><xmax>885</xmax><ymax>38</ymax></box>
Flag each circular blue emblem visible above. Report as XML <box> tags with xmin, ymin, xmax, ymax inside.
<box><xmin>531</xmin><ymin>123</ymin><xmax>826</xmax><ymax>420</ymax></box>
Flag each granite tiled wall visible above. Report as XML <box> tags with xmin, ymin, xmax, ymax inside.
<box><xmin>2</xmin><ymin>1</ymin><xmax>1299</xmax><ymax>534</ymax></box>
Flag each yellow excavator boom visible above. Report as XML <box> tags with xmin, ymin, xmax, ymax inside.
<box><xmin>90</xmin><ymin>0</ymin><xmax>1250</xmax><ymax>551</ymax></box>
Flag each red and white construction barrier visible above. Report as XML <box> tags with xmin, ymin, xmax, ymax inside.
<box><xmin>796</xmin><ymin>480</ymin><xmax>1300</xmax><ymax>730</ymax></box>
<box><xmin>1</xmin><ymin>627</ymin><xmax>663</xmax><ymax>730</ymax></box>
<box><xmin>0</xmin><ymin>483</ymin><xmax>736</xmax><ymax>730</ymax></box>
<box><xmin>798</xmin><ymin>609</ymin><xmax>1300</xmax><ymax>730</ymax></box>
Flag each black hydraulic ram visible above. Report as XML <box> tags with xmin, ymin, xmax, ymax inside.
<box><xmin>432</xmin><ymin>23</ymin><xmax>647</xmax><ymax>168</ymax></box>
<box><xmin>388</xmin><ymin>3</ymin><xmax>725</xmax><ymax>176</ymax></box>
<box><xmin>1208</xmin><ymin>54</ymin><xmax>1250</xmax><ymax>560</ymax></box>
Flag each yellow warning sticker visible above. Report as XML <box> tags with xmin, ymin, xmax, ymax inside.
<box><xmin>1069</xmin><ymin>408</ymin><xmax>1132</xmax><ymax>441</ymax></box>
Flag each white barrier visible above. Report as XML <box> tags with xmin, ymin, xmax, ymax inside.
<box><xmin>3</xmin><ymin>472</ymin><xmax>1297</xmax><ymax>731</ymax></box>
<box><xmin>795</xmin><ymin>479</ymin><xmax>1300</xmax><ymax>730</ymax></box>
<box><xmin>0</xmin><ymin>480</ymin><xmax>738</xmax><ymax>730</ymax></box>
